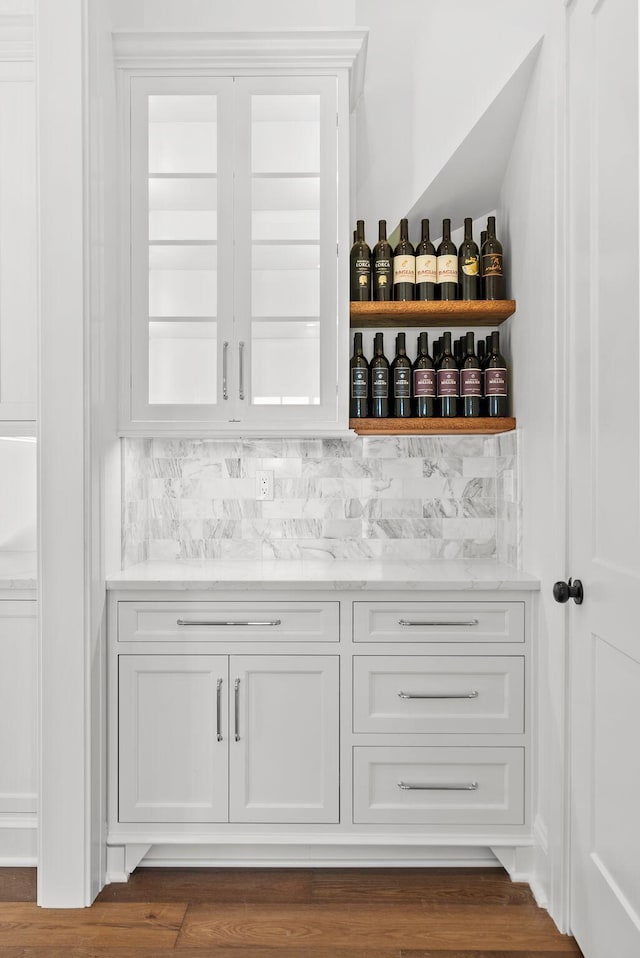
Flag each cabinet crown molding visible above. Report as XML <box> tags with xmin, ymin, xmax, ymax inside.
<box><xmin>112</xmin><ymin>29</ymin><xmax>368</xmax><ymax>108</ymax></box>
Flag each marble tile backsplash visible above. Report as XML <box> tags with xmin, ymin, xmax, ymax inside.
<box><xmin>122</xmin><ymin>432</ymin><xmax>521</xmax><ymax>567</ymax></box>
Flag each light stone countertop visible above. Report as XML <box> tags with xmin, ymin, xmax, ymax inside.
<box><xmin>0</xmin><ymin>551</ymin><xmax>37</xmax><ymax>593</ymax></box>
<box><xmin>106</xmin><ymin>558</ymin><xmax>540</xmax><ymax>592</ymax></box>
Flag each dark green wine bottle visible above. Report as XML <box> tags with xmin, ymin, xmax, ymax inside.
<box><xmin>458</xmin><ymin>217</ymin><xmax>479</xmax><ymax>300</ymax></box>
<box><xmin>350</xmin><ymin>331</ymin><xmax>369</xmax><ymax>418</ymax></box>
<box><xmin>350</xmin><ymin>220</ymin><xmax>371</xmax><ymax>301</ymax></box>
<box><xmin>482</xmin><ymin>216</ymin><xmax>505</xmax><ymax>300</ymax></box>
<box><xmin>415</xmin><ymin>218</ymin><xmax>437</xmax><ymax>301</ymax></box>
<box><xmin>461</xmin><ymin>331</ymin><xmax>482</xmax><ymax>417</ymax></box>
<box><xmin>485</xmin><ymin>330</ymin><xmax>509</xmax><ymax>416</ymax></box>
<box><xmin>436</xmin><ymin>331</ymin><xmax>459</xmax><ymax>417</ymax></box>
<box><xmin>391</xmin><ymin>332</ymin><xmax>412</xmax><ymax>417</ymax></box>
<box><xmin>372</xmin><ymin>220</ymin><xmax>393</xmax><ymax>301</ymax></box>
<box><xmin>369</xmin><ymin>331</ymin><xmax>389</xmax><ymax>417</ymax></box>
<box><xmin>412</xmin><ymin>331</ymin><xmax>435</xmax><ymax>417</ymax></box>
<box><xmin>436</xmin><ymin>218</ymin><xmax>458</xmax><ymax>300</ymax></box>
<box><xmin>392</xmin><ymin>218</ymin><xmax>415</xmax><ymax>301</ymax></box>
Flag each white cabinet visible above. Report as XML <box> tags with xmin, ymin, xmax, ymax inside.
<box><xmin>117</xmin><ymin>36</ymin><xmax>361</xmax><ymax>435</ymax></box>
<box><xmin>118</xmin><ymin>653</ymin><xmax>339</xmax><ymax>825</ymax></box>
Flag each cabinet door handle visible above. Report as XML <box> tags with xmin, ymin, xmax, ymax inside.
<box><xmin>398</xmin><ymin>781</ymin><xmax>479</xmax><ymax>791</ymax></box>
<box><xmin>176</xmin><ymin>619</ymin><xmax>282</xmax><ymax>627</ymax></box>
<box><xmin>398</xmin><ymin>619</ymin><xmax>479</xmax><ymax>627</ymax></box>
<box><xmin>216</xmin><ymin>678</ymin><xmax>223</xmax><ymax>742</ymax></box>
<box><xmin>398</xmin><ymin>690</ymin><xmax>479</xmax><ymax>700</ymax></box>
<box><xmin>222</xmin><ymin>341</ymin><xmax>229</xmax><ymax>400</ymax></box>
<box><xmin>234</xmin><ymin>677</ymin><xmax>240</xmax><ymax>741</ymax></box>
<box><xmin>238</xmin><ymin>341</ymin><xmax>245</xmax><ymax>400</ymax></box>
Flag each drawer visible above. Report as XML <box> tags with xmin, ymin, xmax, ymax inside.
<box><xmin>353</xmin><ymin>656</ymin><xmax>524</xmax><ymax>734</ymax></box>
<box><xmin>118</xmin><ymin>601</ymin><xmax>339</xmax><ymax>643</ymax></box>
<box><xmin>353</xmin><ymin>601</ymin><xmax>524</xmax><ymax>644</ymax></box>
<box><xmin>353</xmin><ymin>746</ymin><xmax>524</xmax><ymax>825</ymax></box>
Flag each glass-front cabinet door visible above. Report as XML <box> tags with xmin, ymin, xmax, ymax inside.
<box><xmin>126</xmin><ymin>75</ymin><xmax>339</xmax><ymax>433</ymax></box>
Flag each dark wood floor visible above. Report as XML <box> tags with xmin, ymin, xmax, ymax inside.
<box><xmin>0</xmin><ymin>866</ymin><xmax>583</xmax><ymax>957</ymax></box>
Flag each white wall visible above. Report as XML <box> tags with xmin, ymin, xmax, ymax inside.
<box><xmin>498</xmin><ymin>3</ymin><xmax>568</xmax><ymax>928</ymax></box>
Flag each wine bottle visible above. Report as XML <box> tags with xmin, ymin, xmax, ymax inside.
<box><xmin>458</xmin><ymin>217</ymin><xmax>479</xmax><ymax>300</ymax></box>
<box><xmin>350</xmin><ymin>331</ymin><xmax>369</xmax><ymax>418</ymax></box>
<box><xmin>461</xmin><ymin>331</ymin><xmax>482</xmax><ymax>417</ymax></box>
<box><xmin>477</xmin><ymin>338</ymin><xmax>486</xmax><ymax>367</ymax></box>
<box><xmin>372</xmin><ymin>220</ymin><xmax>393</xmax><ymax>301</ymax></box>
<box><xmin>485</xmin><ymin>330</ymin><xmax>509</xmax><ymax>416</ymax></box>
<box><xmin>479</xmin><ymin>229</ymin><xmax>488</xmax><ymax>299</ymax></box>
<box><xmin>484</xmin><ymin>334</ymin><xmax>492</xmax><ymax>365</ymax></box>
<box><xmin>393</xmin><ymin>218</ymin><xmax>415</xmax><ymax>301</ymax></box>
<box><xmin>415</xmin><ymin>218</ymin><xmax>437</xmax><ymax>301</ymax></box>
<box><xmin>436</xmin><ymin>218</ymin><xmax>458</xmax><ymax>300</ymax></box>
<box><xmin>369</xmin><ymin>331</ymin><xmax>390</xmax><ymax>417</ymax></box>
<box><xmin>350</xmin><ymin>220</ymin><xmax>371</xmax><ymax>301</ymax></box>
<box><xmin>391</xmin><ymin>332</ymin><xmax>412</xmax><ymax>417</ymax></box>
<box><xmin>433</xmin><ymin>337</ymin><xmax>442</xmax><ymax>366</ymax></box>
<box><xmin>412</xmin><ymin>331</ymin><xmax>435</xmax><ymax>417</ymax></box>
<box><xmin>437</xmin><ymin>330</ymin><xmax>459</xmax><ymax>417</ymax></box>
<box><xmin>482</xmin><ymin>215</ymin><xmax>505</xmax><ymax>300</ymax></box>
<box><xmin>454</xmin><ymin>337</ymin><xmax>463</xmax><ymax>368</ymax></box>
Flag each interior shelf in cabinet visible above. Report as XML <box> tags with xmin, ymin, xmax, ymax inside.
<box><xmin>350</xmin><ymin>417</ymin><xmax>516</xmax><ymax>436</ymax></box>
<box><xmin>350</xmin><ymin>300</ymin><xmax>516</xmax><ymax>327</ymax></box>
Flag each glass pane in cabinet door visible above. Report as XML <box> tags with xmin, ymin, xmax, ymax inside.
<box><xmin>149</xmin><ymin>321</ymin><xmax>217</xmax><ymax>406</ymax></box>
<box><xmin>252</xmin><ymin>245</ymin><xmax>319</xmax><ymax>318</ymax></box>
<box><xmin>149</xmin><ymin>178</ymin><xmax>217</xmax><ymax>241</ymax></box>
<box><xmin>251</xmin><ymin>321</ymin><xmax>320</xmax><ymax>406</ymax></box>
<box><xmin>252</xmin><ymin>177</ymin><xmax>320</xmax><ymax>242</ymax></box>
<box><xmin>148</xmin><ymin>95</ymin><xmax>217</xmax><ymax>174</ymax></box>
<box><xmin>251</xmin><ymin>95</ymin><xmax>320</xmax><ymax>174</ymax></box>
<box><xmin>149</xmin><ymin>245</ymin><xmax>217</xmax><ymax>317</ymax></box>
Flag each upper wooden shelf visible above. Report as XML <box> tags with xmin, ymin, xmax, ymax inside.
<box><xmin>350</xmin><ymin>299</ymin><xmax>516</xmax><ymax>327</ymax></box>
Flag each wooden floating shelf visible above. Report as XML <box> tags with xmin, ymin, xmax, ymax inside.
<box><xmin>350</xmin><ymin>299</ymin><xmax>516</xmax><ymax>327</ymax></box>
<box><xmin>350</xmin><ymin>417</ymin><xmax>516</xmax><ymax>436</ymax></box>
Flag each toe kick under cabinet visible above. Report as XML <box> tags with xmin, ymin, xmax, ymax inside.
<box><xmin>107</xmin><ymin>586</ymin><xmax>535</xmax><ymax>870</ymax></box>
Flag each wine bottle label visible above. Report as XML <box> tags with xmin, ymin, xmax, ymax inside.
<box><xmin>461</xmin><ymin>368</ymin><xmax>482</xmax><ymax>397</ymax></box>
<box><xmin>351</xmin><ymin>367</ymin><xmax>368</xmax><ymax>399</ymax></box>
<box><xmin>371</xmin><ymin>369</ymin><xmax>389</xmax><ymax>398</ymax></box>
<box><xmin>485</xmin><ymin>367</ymin><xmax>507</xmax><ymax>396</ymax></box>
<box><xmin>437</xmin><ymin>368</ymin><xmax>460</xmax><ymax>397</ymax></box>
<box><xmin>437</xmin><ymin>254</ymin><xmax>458</xmax><ymax>283</ymax></box>
<box><xmin>393</xmin><ymin>255</ymin><xmax>415</xmax><ymax>284</ymax></box>
<box><xmin>414</xmin><ymin>368</ymin><xmax>436</xmax><ymax>397</ymax></box>
<box><xmin>482</xmin><ymin>252</ymin><xmax>504</xmax><ymax>276</ymax></box>
<box><xmin>416</xmin><ymin>254</ymin><xmax>437</xmax><ymax>284</ymax></box>
<box><xmin>461</xmin><ymin>255</ymin><xmax>479</xmax><ymax>276</ymax></box>
<box><xmin>374</xmin><ymin>259</ymin><xmax>392</xmax><ymax>290</ymax></box>
<box><xmin>393</xmin><ymin>368</ymin><xmax>410</xmax><ymax>398</ymax></box>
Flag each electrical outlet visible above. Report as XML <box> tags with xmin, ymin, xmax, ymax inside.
<box><xmin>255</xmin><ymin>469</ymin><xmax>274</xmax><ymax>501</ymax></box>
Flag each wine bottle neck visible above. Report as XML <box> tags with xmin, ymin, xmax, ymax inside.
<box><xmin>356</xmin><ymin>220</ymin><xmax>365</xmax><ymax>242</ymax></box>
<box><xmin>378</xmin><ymin>220</ymin><xmax>387</xmax><ymax>241</ymax></box>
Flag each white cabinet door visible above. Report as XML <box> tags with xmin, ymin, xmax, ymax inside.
<box><xmin>229</xmin><ymin>655</ymin><xmax>339</xmax><ymax>823</ymax></box>
<box><xmin>118</xmin><ymin>655</ymin><xmax>229</xmax><ymax>823</ymax></box>
<box><xmin>125</xmin><ymin>75</ymin><xmax>341</xmax><ymax>434</ymax></box>
<box><xmin>0</xmin><ymin>602</ymin><xmax>37</xmax><ymax>815</ymax></box>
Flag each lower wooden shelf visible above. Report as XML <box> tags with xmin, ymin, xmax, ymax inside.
<box><xmin>350</xmin><ymin>417</ymin><xmax>516</xmax><ymax>435</ymax></box>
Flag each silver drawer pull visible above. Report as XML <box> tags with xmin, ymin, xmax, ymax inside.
<box><xmin>216</xmin><ymin>678</ymin><xmax>223</xmax><ymax>742</ymax></box>
<box><xmin>177</xmin><ymin>619</ymin><xmax>282</xmax><ymax>627</ymax></box>
<box><xmin>398</xmin><ymin>690</ymin><xmax>479</xmax><ymax>700</ymax></box>
<box><xmin>398</xmin><ymin>619</ymin><xmax>479</xmax><ymax>627</ymax></box>
<box><xmin>398</xmin><ymin>781</ymin><xmax>479</xmax><ymax>791</ymax></box>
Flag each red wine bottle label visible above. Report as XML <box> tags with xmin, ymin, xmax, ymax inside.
<box><xmin>414</xmin><ymin>368</ymin><xmax>436</xmax><ymax>397</ymax></box>
<box><xmin>461</xmin><ymin>255</ymin><xmax>479</xmax><ymax>276</ymax></box>
<box><xmin>351</xmin><ymin>367</ymin><xmax>368</xmax><ymax>399</ymax></box>
<box><xmin>393</xmin><ymin>255</ymin><xmax>415</xmax><ymax>283</ymax></box>
<box><xmin>482</xmin><ymin>252</ymin><xmax>503</xmax><ymax>276</ymax></box>
<box><xmin>372</xmin><ymin>368</ymin><xmax>389</xmax><ymax>398</ymax></box>
<box><xmin>437</xmin><ymin>368</ymin><xmax>460</xmax><ymax>397</ymax></box>
<box><xmin>416</xmin><ymin>254</ymin><xmax>437</xmax><ymax>284</ymax></box>
<box><xmin>485</xmin><ymin>367</ymin><xmax>507</xmax><ymax>396</ymax></box>
<box><xmin>393</xmin><ymin>368</ymin><xmax>410</xmax><ymax>398</ymax></box>
<box><xmin>461</xmin><ymin>368</ymin><xmax>482</xmax><ymax>397</ymax></box>
<box><xmin>436</xmin><ymin>254</ymin><xmax>457</xmax><ymax>283</ymax></box>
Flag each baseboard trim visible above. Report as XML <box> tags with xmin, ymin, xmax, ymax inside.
<box><xmin>0</xmin><ymin>814</ymin><xmax>37</xmax><ymax>865</ymax></box>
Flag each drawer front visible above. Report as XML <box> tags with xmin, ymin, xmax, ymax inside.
<box><xmin>353</xmin><ymin>746</ymin><xmax>524</xmax><ymax>825</ymax></box>
<box><xmin>353</xmin><ymin>656</ymin><xmax>524</xmax><ymax>734</ymax></box>
<box><xmin>118</xmin><ymin>601</ymin><xmax>339</xmax><ymax>643</ymax></box>
<box><xmin>353</xmin><ymin>601</ymin><xmax>524</xmax><ymax>644</ymax></box>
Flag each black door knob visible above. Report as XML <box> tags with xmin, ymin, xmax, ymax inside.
<box><xmin>553</xmin><ymin>578</ymin><xmax>584</xmax><ymax>605</ymax></box>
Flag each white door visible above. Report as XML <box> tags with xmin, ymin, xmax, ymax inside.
<box><xmin>118</xmin><ymin>655</ymin><xmax>229</xmax><ymax>823</ymax></box>
<box><xmin>567</xmin><ymin>1</ymin><xmax>640</xmax><ymax>955</ymax></box>
<box><xmin>229</xmin><ymin>655</ymin><xmax>339</xmax><ymax>823</ymax></box>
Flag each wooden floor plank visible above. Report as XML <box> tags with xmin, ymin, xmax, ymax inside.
<box><xmin>176</xmin><ymin>902</ymin><xmax>581</xmax><ymax>952</ymax></box>
<box><xmin>311</xmin><ymin>868</ymin><xmax>534</xmax><ymax>905</ymax></box>
<box><xmin>0</xmin><ymin>950</ymin><xmax>402</xmax><ymax>958</ymax></box>
<box><xmin>97</xmin><ymin>867</ymin><xmax>313</xmax><ymax>904</ymax></box>
<box><xmin>0</xmin><ymin>902</ymin><xmax>186</xmax><ymax>947</ymax></box>
<box><xmin>0</xmin><ymin>869</ymin><xmax>37</xmax><ymax>903</ymax></box>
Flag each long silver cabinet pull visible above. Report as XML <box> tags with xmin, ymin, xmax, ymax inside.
<box><xmin>398</xmin><ymin>690</ymin><xmax>479</xmax><ymax>700</ymax></box>
<box><xmin>234</xmin><ymin>678</ymin><xmax>240</xmax><ymax>741</ymax></box>
<box><xmin>398</xmin><ymin>619</ymin><xmax>479</xmax><ymax>627</ymax></box>
<box><xmin>398</xmin><ymin>781</ymin><xmax>479</xmax><ymax>791</ymax></box>
<box><xmin>176</xmin><ymin>619</ymin><xmax>282</xmax><ymax>627</ymax></box>
<box><xmin>222</xmin><ymin>341</ymin><xmax>229</xmax><ymax>400</ymax></box>
<box><xmin>216</xmin><ymin>678</ymin><xmax>223</xmax><ymax>742</ymax></box>
<box><xmin>238</xmin><ymin>341</ymin><xmax>245</xmax><ymax>400</ymax></box>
